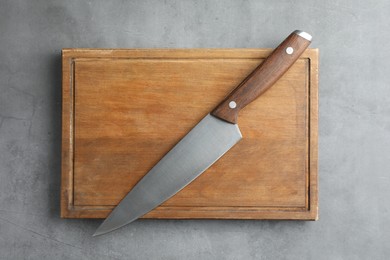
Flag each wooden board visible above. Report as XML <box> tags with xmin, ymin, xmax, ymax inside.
<box><xmin>61</xmin><ymin>48</ymin><xmax>318</xmax><ymax>220</ymax></box>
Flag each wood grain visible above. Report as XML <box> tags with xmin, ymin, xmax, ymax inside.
<box><xmin>61</xmin><ymin>48</ymin><xmax>318</xmax><ymax>220</ymax></box>
<box><xmin>212</xmin><ymin>32</ymin><xmax>311</xmax><ymax>123</ymax></box>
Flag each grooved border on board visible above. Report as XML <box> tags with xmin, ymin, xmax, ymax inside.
<box><xmin>60</xmin><ymin>49</ymin><xmax>318</xmax><ymax>220</ymax></box>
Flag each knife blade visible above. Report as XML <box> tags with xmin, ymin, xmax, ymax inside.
<box><xmin>94</xmin><ymin>30</ymin><xmax>312</xmax><ymax>236</ymax></box>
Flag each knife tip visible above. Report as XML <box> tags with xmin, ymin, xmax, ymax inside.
<box><xmin>92</xmin><ymin>218</ymin><xmax>128</xmax><ymax>237</ymax></box>
<box><xmin>93</xmin><ymin>223</ymin><xmax>111</xmax><ymax>237</ymax></box>
<box><xmin>92</xmin><ymin>229</ymin><xmax>104</xmax><ymax>237</ymax></box>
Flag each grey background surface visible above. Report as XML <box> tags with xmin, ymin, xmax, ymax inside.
<box><xmin>1</xmin><ymin>0</ymin><xmax>389</xmax><ymax>259</ymax></box>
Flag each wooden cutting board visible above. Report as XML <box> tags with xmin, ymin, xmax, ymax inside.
<box><xmin>61</xmin><ymin>48</ymin><xmax>318</xmax><ymax>220</ymax></box>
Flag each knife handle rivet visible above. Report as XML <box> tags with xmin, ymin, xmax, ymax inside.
<box><xmin>229</xmin><ymin>101</ymin><xmax>237</xmax><ymax>109</ymax></box>
<box><xmin>286</xmin><ymin>47</ymin><xmax>294</xmax><ymax>55</ymax></box>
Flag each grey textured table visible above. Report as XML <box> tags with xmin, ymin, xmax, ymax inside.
<box><xmin>1</xmin><ymin>0</ymin><xmax>389</xmax><ymax>259</ymax></box>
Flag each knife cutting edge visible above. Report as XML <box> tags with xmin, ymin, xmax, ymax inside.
<box><xmin>93</xmin><ymin>30</ymin><xmax>312</xmax><ymax>236</ymax></box>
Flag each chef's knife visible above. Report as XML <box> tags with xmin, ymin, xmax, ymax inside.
<box><xmin>94</xmin><ymin>30</ymin><xmax>312</xmax><ymax>236</ymax></box>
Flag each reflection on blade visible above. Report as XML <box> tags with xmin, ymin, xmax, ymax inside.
<box><xmin>93</xmin><ymin>114</ymin><xmax>242</xmax><ymax>236</ymax></box>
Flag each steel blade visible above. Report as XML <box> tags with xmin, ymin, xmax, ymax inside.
<box><xmin>93</xmin><ymin>114</ymin><xmax>242</xmax><ymax>236</ymax></box>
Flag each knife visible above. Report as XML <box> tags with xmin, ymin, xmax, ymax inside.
<box><xmin>93</xmin><ymin>30</ymin><xmax>312</xmax><ymax>236</ymax></box>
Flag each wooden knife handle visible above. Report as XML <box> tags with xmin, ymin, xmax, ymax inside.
<box><xmin>211</xmin><ymin>30</ymin><xmax>312</xmax><ymax>124</ymax></box>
